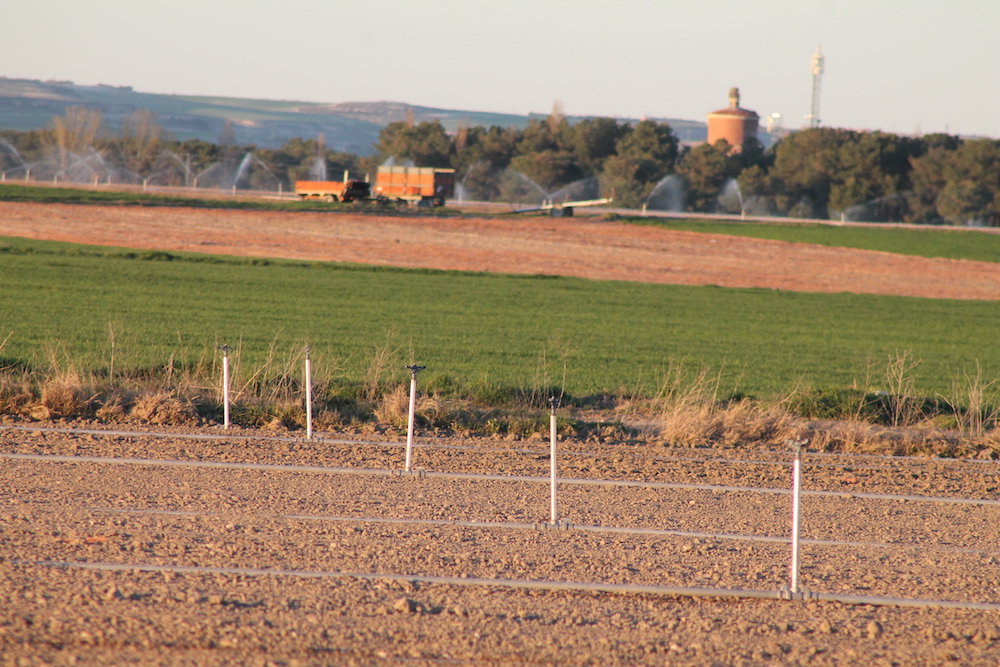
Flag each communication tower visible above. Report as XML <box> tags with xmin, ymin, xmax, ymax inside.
<box><xmin>805</xmin><ymin>46</ymin><xmax>824</xmax><ymax>128</ymax></box>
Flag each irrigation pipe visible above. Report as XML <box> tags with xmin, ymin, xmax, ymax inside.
<box><xmin>0</xmin><ymin>424</ymin><xmax>375</xmax><ymax>447</ymax></box>
<box><xmin>4</xmin><ymin>424</ymin><xmax>998</xmax><ymax>477</ymax></box>
<box><xmin>19</xmin><ymin>559</ymin><xmax>1000</xmax><ymax>611</ymax></box>
<box><xmin>87</xmin><ymin>505</ymin><xmax>1000</xmax><ymax>558</ymax></box>
<box><xmin>5</xmin><ymin>452</ymin><xmax>1000</xmax><ymax>508</ymax></box>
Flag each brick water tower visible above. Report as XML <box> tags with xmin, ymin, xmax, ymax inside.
<box><xmin>706</xmin><ymin>87</ymin><xmax>759</xmax><ymax>152</ymax></box>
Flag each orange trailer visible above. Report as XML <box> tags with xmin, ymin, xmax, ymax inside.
<box><xmin>295</xmin><ymin>174</ymin><xmax>370</xmax><ymax>202</ymax></box>
<box><xmin>374</xmin><ymin>166</ymin><xmax>455</xmax><ymax>206</ymax></box>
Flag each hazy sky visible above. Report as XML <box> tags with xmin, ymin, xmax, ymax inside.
<box><xmin>5</xmin><ymin>0</ymin><xmax>998</xmax><ymax>137</ymax></box>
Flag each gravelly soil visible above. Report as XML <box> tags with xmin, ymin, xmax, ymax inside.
<box><xmin>3</xmin><ymin>200</ymin><xmax>1000</xmax><ymax>300</ymax></box>
<box><xmin>4</xmin><ymin>424</ymin><xmax>1000</xmax><ymax>665</ymax></box>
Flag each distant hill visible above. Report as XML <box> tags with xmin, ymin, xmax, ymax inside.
<box><xmin>0</xmin><ymin>77</ymin><xmax>708</xmax><ymax>154</ymax></box>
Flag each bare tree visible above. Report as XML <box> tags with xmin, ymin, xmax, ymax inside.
<box><xmin>547</xmin><ymin>100</ymin><xmax>566</xmax><ymax>134</ymax></box>
<box><xmin>117</xmin><ymin>109</ymin><xmax>164</xmax><ymax>177</ymax></box>
<box><xmin>49</xmin><ymin>106</ymin><xmax>105</xmax><ymax>172</ymax></box>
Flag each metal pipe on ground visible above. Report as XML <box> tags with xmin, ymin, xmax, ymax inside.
<box><xmin>92</xmin><ymin>505</ymin><xmax>1000</xmax><ymax>557</ymax></box>
<box><xmin>25</xmin><ymin>559</ymin><xmax>1000</xmax><ymax>611</ymax></box>
<box><xmin>5</xmin><ymin>451</ymin><xmax>1000</xmax><ymax>508</ymax></box>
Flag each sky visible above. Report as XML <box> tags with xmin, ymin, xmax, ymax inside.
<box><xmin>4</xmin><ymin>0</ymin><xmax>999</xmax><ymax>138</ymax></box>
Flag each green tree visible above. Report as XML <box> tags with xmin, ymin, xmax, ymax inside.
<box><xmin>451</xmin><ymin>126</ymin><xmax>515</xmax><ymax>176</ymax></box>
<box><xmin>828</xmin><ymin>132</ymin><xmax>920</xmax><ymax>217</ymax></box>
<box><xmin>509</xmin><ymin>151</ymin><xmax>582</xmax><ymax>193</ymax></box>
<box><xmin>375</xmin><ymin>121</ymin><xmax>451</xmax><ymax>168</ymax></box>
<box><xmin>450</xmin><ymin>125</ymin><xmax>521</xmax><ymax>201</ymax></box>
<box><xmin>570</xmin><ymin>117</ymin><xmax>628</xmax><ymax>176</ymax></box>
<box><xmin>767</xmin><ymin>128</ymin><xmax>923</xmax><ymax>220</ymax></box>
<box><xmin>175</xmin><ymin>138</ymin><xmax>221</xmax><ymax>180</ymax></box>
<box><xmin>599</xmin><ymin>120</ymin><xmax>679</xmax><ymax>207</ymax></box>
<box><xmin>674</xmin><ymin>140</ymin><xmax>740</xmax><ymax>212</ymax></box>
<box><xmin>768</xmin><ymin>128</ymin><xmax>849</xmax><ymax>217</ymax></box>
<box><xmin>936</xmin><ymin>139</ymin><xmax>1000</xmax><ymax>225</ymax></box>
<box><xmin>255</xmin><ymin>137</ymin><xmax>363</xmax><ymax>188</ymax></box>
<box><xmin>508</xmin><ymin>115</ymin><xmax>581</xmax><ymax>192</ymax></box>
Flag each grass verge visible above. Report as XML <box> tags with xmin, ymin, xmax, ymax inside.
<box><xmin>618</xmin><ymin>215</ymin><xmax>1000</xmax><ymax>263</ymax></box>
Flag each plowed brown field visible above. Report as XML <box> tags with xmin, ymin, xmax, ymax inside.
<box><xmin>3</xmin><ymin>201</ymin><xmax>1000</xmax><ymax>299</ymax></box>
<box><xmin>3</xmin><ymin>426</ymin><xmax>1000</xmax><ymax>665</ymax></box>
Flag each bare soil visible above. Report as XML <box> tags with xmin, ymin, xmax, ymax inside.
<box><xmin>3</xmin><ymin>424</ymin><xmax>1000</xmax><ymax>665</ymax></box>
<box><xmin>3</xmin><ymin>201</ymin><xmax>1000</xmax><ymax>300</ymax></box>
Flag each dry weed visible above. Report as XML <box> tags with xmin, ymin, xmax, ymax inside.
<box><xmin>363</xmin><ymin>330</ymin><xmax>401</xmax><ymax>402</ymax></box>
<box><xmin>129</xmin><ymin>393</ymin><xmax>197</xmax><ymax>425</ymax></box>
<box><xmin>653</xmin><ymin>400</ymin><xmax>805</xmax><ymax>448</ymax></box>
<box><xmin>884</xmin><ymin>349</ymin><xmax>921</xmax><ymax>428</ymax></box>
<box><xmin>95</xmin><ymin>394</ymin><xmax>128</xmax><ymax>422</ymax></box>
<box><xmin>948</xmin><ymin>362</ymin><xmax>1000</xmax><ymax>438</ymax></box>
<box><xmin>373</xmin><ymin>384</ymin><xmax>409</xmax><ymax>427</ymax></box>
<box><xmin>38</xmin><ymin>373</ymin><xmax>88</xmax><ymax>419</ymax></box>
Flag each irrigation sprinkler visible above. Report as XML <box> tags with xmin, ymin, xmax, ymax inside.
<box><xmin>304</xmin><ymin>346</ymin><xmax>313</xmax><ymax>441</ymax></box>
<box><xmin>549</xmin><ymin>395</ymin><xmax>560</xmax><ymax>525</ymax></box>
<box><xmin>786</xmin><ymin>438</ymin><xmax>808</xmax><ymax>595</ymax></box>
<box><xmin>404</xmin><ymin>364</ymin><xmax>425</xmax><ymax>472</ymax></box>
<box><xmin>218</xmin><ymin>344</ymin><xmax>231</xmax><ymax>429</ymax></box>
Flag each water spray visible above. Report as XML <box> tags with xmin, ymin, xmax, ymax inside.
<box><xmin>404</xmin><ymin>364</ymin><xmax>425</xmax><ymax>472</ymax></box>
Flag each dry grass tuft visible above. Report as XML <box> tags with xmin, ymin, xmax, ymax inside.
<box><xmin>95</xmin><ymin>393</ymin><xmax>128</xmax><ymax>422</ymax></box>
<box><xmin>129</xmin><ymin>393</ymin><xmax>198</xmax><ymax>425</ymax></box>
<box><xmin>651</xmin><ymin>400</ymin><xmax>805</xmax><ymax>448</ymax></box>
<box><xmin>373</xmin><ymin>384</ymin><xmax>409</xmax><ymax>427</ymax></box>
<box><xmin>39</xmin><ymin>374</ymin><xmax>88</xmax><ymax>419</ymax></box>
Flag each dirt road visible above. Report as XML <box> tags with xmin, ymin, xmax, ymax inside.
<box><xmin>2</xmin><ymin>201</ymin><xmax>1000</xmax><ymax>300</ymax></box>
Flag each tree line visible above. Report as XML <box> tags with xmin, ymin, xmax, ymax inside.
<box><xmin>2</xmin><ymin>106</ymin><xmax>999</xmax><ymax>225</ymax></box>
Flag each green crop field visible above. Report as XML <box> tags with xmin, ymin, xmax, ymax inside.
<box><xmin>625</xmin><ymin>217</ymin><xmax>1000</xmax><ymax>264</ymax></box>
<box><xmin>2</xmin><ymin>235</ymin><xmax>998</xmax><ymax>401</ymax></box>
